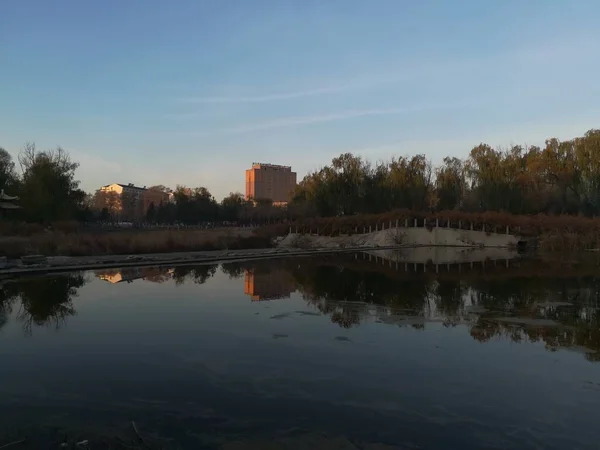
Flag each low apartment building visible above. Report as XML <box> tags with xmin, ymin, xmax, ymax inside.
<box><xmin>98</xmin><ymin>183</ymin><xmax>169</xmax><ymax>220</ymax></box>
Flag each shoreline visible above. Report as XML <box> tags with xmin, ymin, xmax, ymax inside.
<box><xmin>0</xmin><ymin>245</ymin><xmax>396</xmax><ymax>277</ymax></box>
<box><xmin>0</xmin><ymin>244</ymin><xmax>511</xmax><ymax>277</ymax></box>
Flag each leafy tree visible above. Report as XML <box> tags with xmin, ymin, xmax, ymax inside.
<box><xmin>436</xmin><ymin>157</ymin><xmax>465</xmax><ymax>210</ymax></box>
<box><xmin>94</xmin><ymin>190</ymin><xmax>120</xmax><ymax>220</ymax></box>
<box><xmin>120</xmin><ymin>190</ymin><xmax>138</xmax><ymax>221</ymax></box>
<box><xmin>221</xmin><ymin>192</ymin><xmax>247</xmax><ymax>221</ymax></box>
<box><xmin>146</xmin><ymin>201</ymin><xmax>157</xmax><ymax>222</ymax></box>
<box><xmin>0</xmin><ymin>147</ymin><xmax>18</xmax><ymax>192</ymax></box>
<box><xmin>18</xmin><ymin>142</ymin><xmax>85</xmax><ymax>223</ymax></box>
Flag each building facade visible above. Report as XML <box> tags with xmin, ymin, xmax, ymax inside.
<box><xmin>245</xmin><ymin>163</ymin><xmax>297</xmax><ymax>204</ymax></box>
<box><xmin>98</xmin><ymin>183</ymin><xmax>169</xmax><ymax>220</ymax></box>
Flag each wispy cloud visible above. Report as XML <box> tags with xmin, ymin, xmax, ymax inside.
<box><xmin>177</xmin><ymin>83</ymin><xmax>372</xmax><ymax>104</ymax></box>
<box><xmin>220</xmin><ymin>102</ymin><xmax>472</xmax><ymax>134</ymax></box>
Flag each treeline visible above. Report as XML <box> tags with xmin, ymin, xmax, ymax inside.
<box><xmin>290</xmin><ymin>129</ymin><xmax>600</xmax><ymax>217</ymax></box>
<box><xmin>0</xmin><ymin>143</ymin><xmax>287</xmax><ymax>225</ymax></box>
<box><xmin>2</xmin><ymin>128</ymin><xmax>600</xmax><ymax>226</ymax></box>
<box><xmin>92</xmin><ymin>187</ymin><xmax>286</xmax><ymax>224</ymax></box>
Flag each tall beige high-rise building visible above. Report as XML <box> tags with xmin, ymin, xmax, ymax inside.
<box><xmin>245</xmin><ymin>163</ymin><xmax>297</xmax><ymax>204</ymax></box>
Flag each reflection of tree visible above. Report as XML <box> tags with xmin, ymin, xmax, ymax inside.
<box><xmin>220</xmin><ymin>262</ymin><xmax>245</xmax><ymax>279</ymax></box>
<box><xmin>0</xmin><ymin>283</ymin><xmax>18</xmax><ymax>331</ymax></box>
<box><xmin>288</xmin><ymin>260</ymin><xmax>434</xmax><ymax>328</ymax></box>
<box><xmin>434</xmin><ymin>280</ymin><xmax>467</xmax><ymax>326</ymax></box>
<box><xmin>0</xmin><ymin>273</ymin><xmax>85</xmax><ymax>334</ymax></box>
<box><xmin>287</xmin><ymin>255</ymin><xmax>600</xmax><ymax>362</ymax></box>
<box><xmin>455</xmin><ymin>276</ymin><xmax>600</xmax><ymax>361</ymax></box>
<box><xmin>172</xmin><ymin>265</ymin><xmax>217</xmax><ymax>286</ymax></box>
<box><xmin>141</xmin><ymin>267</ymin><xmax>172</xmax><ymax>283</ymax></box>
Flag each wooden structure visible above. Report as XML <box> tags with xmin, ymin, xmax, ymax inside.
<box><xmin>0</xmin><ymin>189</ymin><xmax>20</xmax><ymax>218</ymax></box>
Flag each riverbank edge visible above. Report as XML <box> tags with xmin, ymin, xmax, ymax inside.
<box><xmin>0</xmin><ymin>244</ymin><xmax>494</xmax><ymax>277</ymax></box>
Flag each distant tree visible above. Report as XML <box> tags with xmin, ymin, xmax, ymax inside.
<box><xmin>120</xmin><ymin>191</ymin><xmax>138</xmax><ymax>221</ymax></box>
<box><xmin>148</xmin><ymin>184</ymin><xmax>170</xmax><ymax>193</ymax></box>
<box><xmin>221</xmin><ymin>192</ymin><xmax>246</xmax><ymax>221</ymax></box>
<box><xmin>146</xmin><ymin>202</ymin><xmax>157</xmax><ymax>222</ymax></box>
<box><xmin>99</xmin><ymin>207</ymin><xmax>110</xmax><ymax>222</ymax></box>
<box><xmin>94</xmin><ymin>190</ymin><xmax>120</xmax><ymax>220</ymax></box>
<box><xmin>436</xmin><ymin>157</ymin><xmax>465</xmax><ymax>210</ymax></box>
<box><xmin>254</xmin><ymin>198</ymin><xmax>274</xmax><ymax>207</ymax></box>
<box><xmin>0</xmin><ymin>147</ymin><xmax>19</xmax><ymax>191</ymax></box>
<box><xmin>18</xmin><ymin>142</ymin><xmax>85</xmax><ymax>223</ymax></box>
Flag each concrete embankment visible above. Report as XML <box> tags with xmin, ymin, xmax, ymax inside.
<box><xmin>278</xmin><ymin>226</ymin><xmax>521</xmax><ymax>249</ymax></box>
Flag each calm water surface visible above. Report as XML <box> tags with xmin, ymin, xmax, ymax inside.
<box><xmin>1</xmin><ymin>254</ymin><xmax>600</xmax><ymax>449</ymax></box>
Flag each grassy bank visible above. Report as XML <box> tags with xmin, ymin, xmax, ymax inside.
<box><xmin>257</xmin><ymin>210</ymin><xmax>600</xmax><ymax>251</ymax></box>
<box><xmin>0</xmin><ymin>228</ymin><xmax>272</xmax><ymax>258</ymax></box>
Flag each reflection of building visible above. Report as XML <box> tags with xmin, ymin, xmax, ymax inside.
<box><xmin>97</xmin><ymin>267</ymin><xmax>144</xmax><ymax>284</ymax></box>
<box><xmin>244</xmin><ymin>268</ymin><xmax>295</xmax><ymax>301</ymax></box>
<box><xmin>245</xmin><ymin>163</ymin><xmax>297</xmax><ymax>204</ymax></box>
<box><xmin>97</xmin><ymin>267</ymin><xmax>174</xmax><ymax>284</ymax></box>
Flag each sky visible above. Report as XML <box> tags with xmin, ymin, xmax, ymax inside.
<box><xmin>1</xmin><ymin>0</ymin><xmax>600</xmax><ymax>200</ymax></box>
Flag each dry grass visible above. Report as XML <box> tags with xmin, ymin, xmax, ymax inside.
<box><xmin>0</xmin><ymin>228</ymin><xmax>272</xmax><ymax>258</ymax></box>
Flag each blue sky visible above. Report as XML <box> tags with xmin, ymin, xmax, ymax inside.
<box><xmin>1</xmin><ymin>0</ymin><xmax>599</xmax><ymax>199</ymax></box>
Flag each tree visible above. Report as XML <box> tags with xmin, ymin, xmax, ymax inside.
<box><xmin>146</xmin><ymin>202</ymin><xmax>157</xmax><ymax>222</ymax></box>
<box><xmin>147</xmin><ymin>184</ymin><xmax>170</xmax><ymax>193</ymax></box>
<box><xmin>435</xmin><ymin>157</ymin><xmax>465</xmax><ymax>211</ymax></box>
<box><xmin>0</xmin><ymin>147</ymin><xmax>18</xmax><ymax>191</ymax></box>
<box><xmin>221</xmin><ymin>192</ymin><xmax>247</xmax><ymax>221</ymax></box>
<box><xmin>94</xmin><ymin>190</ymin><xmax>120</xmax><ymax>220</ymax></box>
<box><xmin>120</xmin><ymin>190</ymin><xmax>138</xmax><ymax>221</ymax></box>
<box><xmin>18</xmin><ymin>142</ymin><xmax>85</xmax><ymax>223</ymax></box>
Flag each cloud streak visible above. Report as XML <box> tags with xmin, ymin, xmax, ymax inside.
<box><xmin>178</xmin><ymin>83</ymin><xmax>368</xmax><ymax>104</ymax></box>
<box><xmin>219</xmin><ymin>102</ymin><xmax>471</xmax><ymax>134</ymax></box>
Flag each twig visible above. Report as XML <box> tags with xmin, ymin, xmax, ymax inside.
<box><xmin>131</xmin><ymin>421</ymin><xmax>150</xmax><ymax>448</ymax></box>
<box><xmin>0</xmin><ymin>440</ymin><xmax>26</xmax><ymax>450</ymax></box>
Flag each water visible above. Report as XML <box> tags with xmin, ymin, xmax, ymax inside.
<box><xmin>1</xmin><ymin>253</ymin><xmax>600</xmax><ymax>449</ymax></box>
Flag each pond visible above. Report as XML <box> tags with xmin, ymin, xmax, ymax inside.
<box><xmin>1</xmin><ymin>253</ymin><xmax>600</xmax><ymax>449</ymax></box>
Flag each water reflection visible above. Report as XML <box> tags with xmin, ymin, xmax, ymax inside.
<box><xmin>95</xmin><ymin>265</ymin><xmax>217</xmax><ymax>286</ymax></box>
<box><xmin>2</xmin><ymin>253</ymin><xmax>600</xmax><ymax>361</ymax></box>
<box><xmin>171</xmin><ymin>264</ymin><xmax>217</xmax><ymax>285</ymax></box>
<box><xmin>288</xmin><ymin>255</ymin><xmax>600</xmax><ymax>361</ymax></box>
<box><xmin>0</xmin><ymin>273</ymin><xmax>85</xmax><ymax>334</ymax></box>
<box><xmin>2</xmin><ymin>254</ymin><xmax>600</xmax><ymax>448</ymax></box>
<box><xmin>243</xmin><ymin>266</ymin><xmax>295</xmax><ymax>301</ymax></box>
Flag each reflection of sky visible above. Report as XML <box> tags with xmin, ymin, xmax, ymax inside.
<box><xmin>1</xmin><ymin>267</ymin><xmax>600</xmax><ymax>449</ymax></box>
